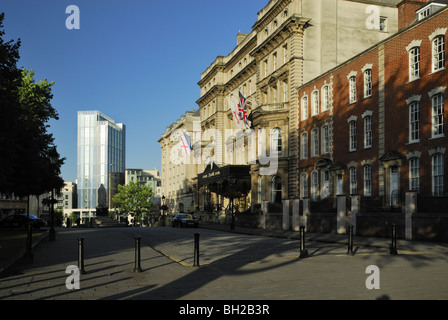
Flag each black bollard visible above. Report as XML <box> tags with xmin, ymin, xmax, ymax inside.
<box><xmin>390</xmin><ymin>224</ymin><xmax>398</xmax><ymax>255</ymax></box>
<box><xmin>347</xmin><ymin>225</ymin><xmax>354</xmax><ymax>255</ymax></box>
<box><xmin>299</xmin><ymin>225</ymin><xmax>308</xmax><ymax>258</ymax></box>
<box><xmin>134</xmin><ymin>236</ymin><xmax>143</xmax><ymax>272</ymax></box>
<box><xmin>77</xmin><ymin>237</ymin><xmax>86</xmax><ymax>274</ymax></box>
<box><xmin>193</xmin><ymin>233</ymin><xmax>200</xmax><ymax>267</ymax></box>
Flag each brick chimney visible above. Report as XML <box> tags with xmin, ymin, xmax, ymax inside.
<box><xmin>397</xmin><ymin>0</ymin><xmax>428</xmax><ymax>29</ymax></box>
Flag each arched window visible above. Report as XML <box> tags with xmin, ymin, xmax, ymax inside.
<box><xmin>272</xmin><ymin>175</ymin><xmax>282</xmax><ymax>204</ymax></box>
<box><xmin>301</xmin><ymin>96</ymin><xmax>308</xmax><ymax>121</ymax></box>
<box><xmin>300</xmin><ymin>173</ymin><xmax>308</xmax><ymax>199</ymax></box>
<box><xmin>349</xmin><ymin>76</ymin><xmax>357</xmax><ymax>103</ymax></box>
<box><xmin>433</xmin><ymin>154</ymin><xmax>444</xmax><ymax>196</ymax></box>
<box><xmin>432</xmin><ymin>35</ymin><xmax>445</xmax><ymax>72</ymax></box>
<box><xmin>271</xmin><ymin>127</ymin><xmax>282</xmax><ymax>155</ymax></box>
<box><xmin>364</xmin><ymin>69</ymin><xmax>372</xmax><ymax>97</ymax></box>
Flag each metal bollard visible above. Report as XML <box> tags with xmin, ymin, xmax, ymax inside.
<box><xmin>193</xmin><ymin>233</ymin><xmax>200</xmax><ymax>267</ymax></box>
<box><xmin>390</xmin><ymin>224</ymin><xmax>398</xmax><ymax>255</ymax></box>
<box><xmin>299</xmin><ymin>225</ymin><xmax>308</xmax><ymax>258</ymax></box>
<box><xmin>134</xmin><ymin>236</ymin><xmax>143</xmax><ymax>272</ymax></box>
<box><xmin>347</xmin><ymin>225</ymin><xmax>354</xmax><ymax>255</ymax></box>
<box><xmin>77</xmin><ymin>237</ymin><xmax>86</xmax><ymax>274</ymax></box>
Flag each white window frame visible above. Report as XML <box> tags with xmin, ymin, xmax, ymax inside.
<box><xmin>322</xmin><ymin>85</ymin><xmax>330</xmax><ymax>112</ymax></box>
<box><xmin>311</xmin><ymin>128</ymin><xmax>319</xmax><ymax>157</ymax></box>
<box><xmin>409</xmin><ymin>47</ymin><xmax>420</xmax><ymax>81</ymax></box>
<box><xmin>300</xmin><ymin>173</ymin><xmax>308</xmax><ymax>199</ymax></box>
<box><xmin>321</xmin><ymin>125</ymin><xmax>329</xmax><ymax>154</ymax></box>
<box><xmin>364</xmin><ymin>165</ymin><xmax>372</xmax><ymax>197</ymax></box>
<box><xmin>349</xmin><ymin>120</ymin><xmax>357</xmax><ymax>151</ymax></box>
<box><xmin>364</xmin><ymin>116</ymin><xmax>372</xmax><ymax>148</ymax></box>
<box><xmin>300</xmin><ymin>132</ymin><xmax>308</xmax><ymax>159</ymax></box>
<box><xmin>349</xmin><ymin>76</ymin><xmax>357</xmax><ymax>103</ymax></box>
<box><xmin>432</xmin><ymin>93</ymin><xmax>444</xmax><ymax>138</ymax></box>
<box><xmin>271</xmin><ymin>127</ymin><xmax>282</xmax><ymax>155</ymax></box>
<box><xmin>301</xmin><ymin>96</ymin><xmax>308</xmax><ymax>121</ymax></box>
<box><xmin>409</xmin><ymin>101</ymin><xmax>420</xmax><ymax>143</ymax></box>
<box><xmin>432</xmin><ymin>35</ymin><xmax>445</xmax><ymax>72</ymax></box>
<box><xmin>364</xmin><ymin>69</ymin><xmax>372</xmax><ymax>98</ymax></box>
<box><xmin>311</xmin><ymin>90</ymin><xmax>319</xmax><ymax>116</ymax></box>
<box><xmin>409</xmin><ymin>157</ymin><xmax>420</xmax><ymax>192</ymax></box>
<box><xmin>432</xmin><ymin>153</ymin><xmax>444</xmax><ymax>196</ymax></box>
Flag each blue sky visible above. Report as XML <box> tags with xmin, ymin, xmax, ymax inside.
<box><xmin>1</xmin><ymin>0</ymin><xmax>266</xmax><ymax>183</ymax></box>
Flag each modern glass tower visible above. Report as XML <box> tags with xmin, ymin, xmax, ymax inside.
<box><xmin>77</xmin><ymin>111</ymin><xmax>126</xmax><ymax>210</ymax></box>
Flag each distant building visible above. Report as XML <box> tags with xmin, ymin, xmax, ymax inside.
<box><xmin>77</xmin><ymin>111</ymin><xmax>126</xmax><ymax>211</ymax></box>
<box><xmin>158</xmin><ymin>110</ymin><xmax>200</xmax><ymax>213</ymax></box>
<box><xmin>56</xmin><ymin>182</ymin><xmax>77</xmax><ymax>211</ymax></box>
<box><xmin>125</xmin><ymin>169</ymin><xmax>162</xmax><ymax>206</ymax></box>
<box><xmin>0</xmin><ymin>194</ymin><xmax>26</xmax><ymax>218</ymax></box>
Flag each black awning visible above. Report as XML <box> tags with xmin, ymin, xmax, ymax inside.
<box><xmin>198</xmin><ymin>162</ymin><xmax>251</xmax><ymax>199</ymax></box>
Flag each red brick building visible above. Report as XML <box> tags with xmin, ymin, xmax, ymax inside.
<box><xmin>297</xmin><ymin>0</ymin><xmax>447</xmax><ymax>238</ymax></box>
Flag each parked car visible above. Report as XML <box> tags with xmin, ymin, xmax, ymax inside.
<box><xmin>0</xmin><ymin>214</ymin><xmax>45</xmax><ymax>229</ymax></box>
<box><xmin>171</xmin><ymin>214</ymin><xmax>199</xmax><ymax>228</ymax></box>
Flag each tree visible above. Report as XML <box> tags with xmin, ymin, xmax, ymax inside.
<box><xmin>0</xmin><ymin>12</ymin><xmax>22</xmax><ymax>193</ymax></box>
<box><xmin>112</xmin><ymin>181</ymin><xmax>154</xmax><ymax>226</ymax></box>
<box><xmin>0</xmin><ymin>13</ymin><xmax>64</xmax><ymax>197</ymax></box>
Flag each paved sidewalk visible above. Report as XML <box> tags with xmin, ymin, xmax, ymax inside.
<box><xmin>0</xmin><ymin>225</ymin><xmax>447</xmax><ymax>301</ymax></box>
<box><xmin>202</xmin><ymin>224</ymin><xmax>448</xmax><ymax>255</ymax></box>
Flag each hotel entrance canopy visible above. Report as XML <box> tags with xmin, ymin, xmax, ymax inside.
<box><xmin>197</xmin><ymin>162</ymin><xmax>251</xmax><ymax>199</ymax></box>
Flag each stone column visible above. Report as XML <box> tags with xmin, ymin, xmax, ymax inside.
<box><xmin>337</xmin><ymin>195</ymin><xmax>347</xmax><ymax>234</ymax></box>
<box><xmin>282</xmin><ymin>199</ymin><xmax>290</xmax><ymax>230</ymax></box>
<box><xmin>405</xmin><ymin>192</ymin><xmax>417</xmax><ymax>240</ymax></box>
<box><xmin>261</xmin><ymin>200</ymin><xmax>268</xmax><ymax>229</ymax></box>
<box><xmin>292</xmin><ymin>199</ymin><xmax>301</xmax><ymax>231</ymax></box>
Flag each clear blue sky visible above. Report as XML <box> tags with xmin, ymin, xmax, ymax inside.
<box><xmin>1</xmin><ymin>0</ymin><xmax>266</xmax><ymax>183</ymax></box>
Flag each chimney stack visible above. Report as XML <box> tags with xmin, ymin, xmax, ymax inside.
<box><xmin>397</xmin><ymin>0</ymin><xmax>428</xmax><ymax>29</ymax></box>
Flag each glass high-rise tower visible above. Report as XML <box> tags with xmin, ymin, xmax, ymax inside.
<box><xmin>77</xmin><ymin>111</ymin><xmax>126</xmax><ymax>210</ymax></box>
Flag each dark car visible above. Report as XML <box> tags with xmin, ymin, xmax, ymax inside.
<box><xmin>0</xmin><ymin>214</ymin><xmax>45</xmax><ymax>229</ymax></box>
<box><xmin>171</xmin><ymin>214</ymin><xmax>198</xmax><ymax>228</ymax></box>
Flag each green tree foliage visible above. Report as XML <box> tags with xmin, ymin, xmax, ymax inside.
<box><xmin>0</xmin><ymin>13</ymin><xmax>64</xmax><ymax>197</ymax></box>
<box><xmin>112</xmin><ymin>181</ymin><xmax>154</xmax><ymax>224</ymax></box>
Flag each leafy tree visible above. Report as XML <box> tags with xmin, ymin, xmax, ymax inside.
<box><xmin>0</xmin><ymin>12</ymin><xmax>22</xmax><ymax>193</ymax></box>
<box><xmin>112</xmin><ymin>181</ymin><xmax>154</xmax><ymax>226</ymax></box>
<box><xmin>0</xmin><ymin>13</ymin><xmax>64</xmax><ymax>197</ymax></box>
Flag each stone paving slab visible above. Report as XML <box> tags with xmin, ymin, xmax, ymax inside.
<box><xmin>0</xmin><ymin>226</ymin><xmax>447</xmax><ymax>303</ymax></box>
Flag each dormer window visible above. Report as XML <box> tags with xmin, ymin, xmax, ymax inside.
<box><xmin>417</xmin><ymin>3</ymin><xmax>447</xmax><ymax>21</ymax></box>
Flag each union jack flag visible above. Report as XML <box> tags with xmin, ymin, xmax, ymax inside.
<box><xmin>231</xmin><ymin>91</ymin><xmax>250</xmax><ymax>129</ymax></box>
<box><xmin>179</xmin><ymin>131</ymin><xmax>192</xmax><ymax>156</ymax></box>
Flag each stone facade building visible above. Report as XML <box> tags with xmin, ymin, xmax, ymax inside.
<box><xmin>192</xmin><ymin>0</ymin><xmax>401</xmax><ymax>220</ymax></box>
<box><xmin>158</xmin><ymin>110</ymin><xmax>200</xmax><ymax>214</ymax></box>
